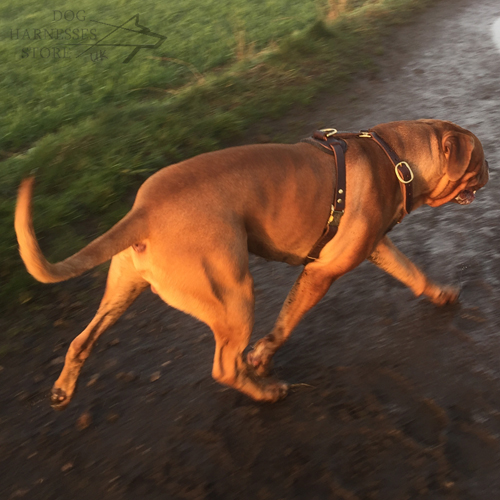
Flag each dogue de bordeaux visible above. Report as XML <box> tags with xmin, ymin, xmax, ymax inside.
<box><xmin>14</xmin><ymin>119</ymin><xmax>489</xmax><ymax>409</ymax></box>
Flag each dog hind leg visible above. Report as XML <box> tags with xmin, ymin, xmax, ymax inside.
<box><xmin>207</xmin><ymin>270</ymin><xmax>288</xmax><ymax>402</ymax></box>
<box><xmin>51</xmin><ymin>249</ymin><xmax>148</xmax><ymax>410</ymax></box>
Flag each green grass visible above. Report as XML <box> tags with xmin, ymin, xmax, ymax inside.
<box><xmin>1</xmin><ymin>0</ymin><xmax>322</xmax><ymax>151</ymax></box>
<box><xmin>0</xmin><ymin>0</ymin><xmax>433</xmax><ymax>309</ymax></box>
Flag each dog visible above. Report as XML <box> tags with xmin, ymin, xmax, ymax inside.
<box><xmin>14</xmin><ymin>119</ymin><xmax>489</xmax><ymax>409</ymax></box>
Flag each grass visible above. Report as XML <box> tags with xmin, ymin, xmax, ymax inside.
<box><xmin>0</xmin><ymin>0</ymin><xmax>433</xmax><ymax>310</ymax></box>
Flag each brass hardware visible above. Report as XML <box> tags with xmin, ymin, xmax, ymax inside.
<box><xmin>329</xmin><ymin>209</ymin><xmax>345</xmax><ymax>226</ymax></box>
<box><xmin>338</xmin><ymin>189</ymin><xmax>344</xmax><ymax>194</ymax></box>
<box><xmin>320</xmin><ymin>128</ymin><xmax>338</xmax><ymax>137</ymax></box>
<box><xmin>327</xmin><ymin>204</ymin><xmax>334</xmax><ymax>224</ymax></box>
<box><xmin>395</xmin><ymin>162</ymin><xmax>414</xmax><ymax>184</ymax></box>
<box><xmin>359</xmin><ymin>131</ymin><xmax>372</xmax><ymax>138</ymax></box>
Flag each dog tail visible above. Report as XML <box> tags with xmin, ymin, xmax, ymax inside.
<box><xmin>15</xmin><ymin>177</ymin><xmax>148</xmax><ymax>283</ymax></box>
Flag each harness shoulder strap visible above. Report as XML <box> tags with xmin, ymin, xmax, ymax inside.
<box><xmin>360</xmin><ymin>130</ymin><xmax>414</xmax><ymax>217</ymax></box>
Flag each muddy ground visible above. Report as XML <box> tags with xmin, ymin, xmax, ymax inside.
<box><xmin>2</xmin><ymin>0</ymin><xmax>500</xmax><ymax>498</ymax></box>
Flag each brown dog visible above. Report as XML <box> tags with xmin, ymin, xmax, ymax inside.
<box><xmin>15</xmin><ymin>119</ymin><xmax>489</xmax><ymax>409</ymax></box>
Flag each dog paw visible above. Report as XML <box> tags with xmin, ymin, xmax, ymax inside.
<box><xmin>430</xmin><ymin>285</ymin><xmax>460</xmax><ymax>306</ymax></box>
<box><xmin>263</xmin><ymin>380</ymin><xmax>289</xmax><ymax>402</ymax></box>
<box><xmin>50</xmin><ymin>387</ymin><xmax>69</xmax><ymax>411</ymax></box>
<box><xmin>247</xmin><ymin>350</ymin><xmax>273</xmax><ymax>377</ymax></box>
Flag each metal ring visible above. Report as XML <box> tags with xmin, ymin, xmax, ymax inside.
<box><xmin>320</xmin><ymin>128</ymin><xmax>338</xmax><ymax>137</ymax></box>
<box><xmin>395</xmin><ymin>162</ymin><xmax>414</xmax><ymax>184</ymax></box>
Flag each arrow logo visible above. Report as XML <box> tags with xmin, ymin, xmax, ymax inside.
<box><xmin>64</xmin><ymin>14</ymin><xmax>167</xmax><ymax>63</ymax></box>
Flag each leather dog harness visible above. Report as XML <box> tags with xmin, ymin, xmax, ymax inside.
<box><xmin>303</xmin><ymin>128</ymin><xmax>414</xmax><ymax>264</ymax></box>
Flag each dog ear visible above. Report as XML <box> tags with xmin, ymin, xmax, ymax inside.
<box><xmin>442</xmin><ymin>131</ymin><xmax>474</xmax><ymax>181</ymax></box>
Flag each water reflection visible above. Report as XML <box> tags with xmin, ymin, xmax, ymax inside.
<box><xmin>493</xmin><ymin>17</ymin><xmax>500</xmax><ymax>51</ymax></box>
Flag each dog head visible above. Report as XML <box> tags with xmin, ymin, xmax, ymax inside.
<box><xmin>417</xmin><ymin>119</ymin><xmax>489</xmax><ymax>208</ymax></box>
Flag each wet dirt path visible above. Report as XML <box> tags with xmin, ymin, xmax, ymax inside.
<box><xmin>2</xmin><ymin>0</ymin><xmax>500</xmax><ymax>498</ymax></box>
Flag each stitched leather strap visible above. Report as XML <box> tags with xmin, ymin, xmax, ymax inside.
<box><xmin>360</xmin><ymin>130</ymin><xmax>414</xmax><ymax>217</ymax></box>
<box><xmin>304</xmin><ymin>133</ymin><xmax>346</xmax><ymax>263</ymax></box>
<box><xmin>302</xmin><ymin>127</ymin><xmax>414</xmax><ymax>265</ymax></box>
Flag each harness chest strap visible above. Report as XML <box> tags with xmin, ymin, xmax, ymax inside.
<box><xmin>303</xmin><ymin>128</ymin><xmax>414</xmax><ymax>264</ymax></box>
<box><xmin>304</xmin><ymin>129</ymin><xmax>346</xmax><ymax>264</ymax></box>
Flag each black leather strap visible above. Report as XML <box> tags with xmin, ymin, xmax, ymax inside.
<box><xmin>361</xmin><ymin>130</ymin><xmax>413</xmax><ymax>217</ymax></box>
<box><xmin>302</xmin><ymin>127</ymin><xmax>414</xmax><ymax>264</ymax></box>
<box><xmin>303</xmin><ymin>132</ymin><xmax>346</xmax><ymax>264</ymax></box>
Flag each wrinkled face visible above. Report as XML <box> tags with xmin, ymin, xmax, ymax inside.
<box><xmin>453</xmin><ymin>156</ymin><xmax>489</xmax><ymax>205</ymax></box>
<box><xmin>424</xmin><ymin>121</ymin><xmax>489</xmax><ymax>208</ymax></box>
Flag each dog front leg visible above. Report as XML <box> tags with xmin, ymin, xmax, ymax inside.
<box><xmin>247</xmin><ymin>263</ymin><xmax>334</xmax><ymax>376</ymax></box>
<box><xmin>368</xmin><ymin>235</ymin><xmax>459</xmax><ymax>306</ymax></box>
<box><xmin>247</xmin><ymin>226</ymin><xmax>372</xmax><ymax>378</ymax></box>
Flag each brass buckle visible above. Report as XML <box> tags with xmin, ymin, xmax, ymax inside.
<box><xmin>328</xmin><ymin>205</ymin><xmax>344</xmax><ymax>225</ymax></box>
<box><xmin>320</xmin><ymin>128</ymin><xmax>338</xmax><ymax>137</ymax></box>
<box><xmin>328</xmin><ymin>205</ymin><xmax>335</xmax><ymax>224</ymax></box>
<box><xmin>359</xmin><ymin>131</ymin><xmax>372</xmax><ymax>138</ymax></box>
<box><xmin>395</xmin><ymin>162</ymin><xmax>414</xmax><ymax>184</ymax></box>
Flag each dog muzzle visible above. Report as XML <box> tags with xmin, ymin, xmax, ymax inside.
<box><xmin>454</xmin><ymin>159</ymin><xmax>489</xmax><ymax>205</ymax></box>
<box><xmin>455</xmin><ymin>190</ymin><xmax>476</xmax><ymax>205</ymax></box>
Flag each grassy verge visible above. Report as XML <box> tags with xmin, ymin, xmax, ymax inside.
<box><xmin>1</xmin><ymin>0</ymin><xmax>433</xmax><ymax>310</ymax></box>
